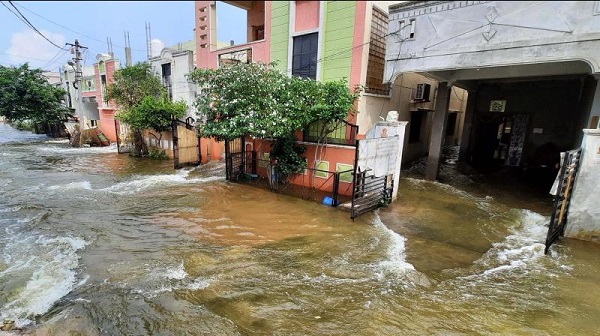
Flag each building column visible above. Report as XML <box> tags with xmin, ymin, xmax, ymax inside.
<box><xmin>564</xmin><ymin>129</ymin><xmax>600</xmax><ymax>243</ymax></box>
<box><xmin>587</xmin><ymin>75</ymin><xmax>600</xmax><ymax>129</ymax></box>
<box><xmin>426</xmin><ymin>82</ymin><xmax>451</xmax><ymax>181</ymax></box>
<box><xmin>458</xmin><ymin>90</ymin><xmax>477</xmax><ymax>162</ymax></box>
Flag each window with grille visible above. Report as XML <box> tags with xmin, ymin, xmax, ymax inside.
<box><xmin>292</xmin><ymin>32</ymin><xmax>318</xmax><ymax>80</ymax></box>
<box><xmin>365</xmin><ymin>7</ymin><xmax>389</xmax><ymax>95</ymax></box>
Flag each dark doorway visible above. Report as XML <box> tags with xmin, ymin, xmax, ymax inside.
<box><xmin>472</xmin><ymin>113</ymin><xmax>532</xmax><ymax>171</ymax></box>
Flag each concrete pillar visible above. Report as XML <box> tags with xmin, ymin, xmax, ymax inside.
<box><xmin>426</xmin><ymin>82</ymin><xmax>451</xmax><ymax>181</ymax></box>
<box><xmin>564</xmin><ymin>129</ymin><xmax>600</xmax><ymax>243</ymax></box>
<box><xmin>573</xmin><ymin>76</ymin><xmax>599</xmax><ymax>146</ymax></box>
<box><xmin>392</xmin><ymin>121</ymin><xmax>408</xmax><ymax>201</ymax></box>
<box><xmin>458</xmin><ymin>90</ymin><xmax>477</xmax><ymax>162</ymax></box>
<box><xmin>587</xmin><ymin>75</ymin><xmax>600</xmax><ymax>128</ymax></box>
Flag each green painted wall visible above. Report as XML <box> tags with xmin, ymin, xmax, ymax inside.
<box><xmin>321</xmin><ymin>1</ymin><xmax>355</xmax><ymax>82</ymax></box>
<box><xmin>270</xmin><ymin>1</ymin><xmax>290</xmax><ymax>73</ymax></box>
<box><xmin>269</xmin><ymin>1</ymin><xmax>356</xmax><ymax>80</ymax></box>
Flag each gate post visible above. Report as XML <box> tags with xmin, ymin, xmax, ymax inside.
<box><xmin>332</xmin><ymin>172</ymin><xmax>340</xmax><ymax>206</ymax></box>
<box><xmin>564</xmin><ymin>129</ymin><xmax>600</xmax><ymax>243</ymax></box>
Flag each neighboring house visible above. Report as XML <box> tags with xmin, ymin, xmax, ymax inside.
<box><xmin>149</xmin><ymin>47</ymin><xmax>198</xmax><ymax>120</ymax></box>
<box><xmin>195</xmin><ymin>1</ymin><xmax>467</xmax><ymax>169</ymax></box>
<box><xmin>93</xmin><ymin>54</ymin><xmax>120</xmax><ymax>142</ymax></box>
<box><xmin>194</xmin><ymin>1</ymin><xmax>464</xmax><ymax>198</ymax></box>
<box><xmin>385</xmin><ymin>0</ymin><xmax>600</xmax><ymax>242</ymax></box>
<box><xmin>169</xmin><ymin>38</ymin><xmax>197</xmax><ymax>66</ymax></box>
<box><xmin>385</xmin><ymin>0</ymin><xmax>600</xmax><ymax>180</ymax></box>
<box><xmin>42</xmin><ymin>71</ymin><xmax>61</xmax><ymax>86</ymax></box>
<box><xmin>60</xmin><ymin>64</ymin><xmax>100</xmax><ymax>128</ymax></box>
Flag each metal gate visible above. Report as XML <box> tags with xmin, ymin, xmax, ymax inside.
<box><xmin>350</xmin><ymin>168</ymin><xmax>393</xmax><ymax>220</ymax></box>
<box><xmin>172</xmin><ymin>118</ymin><xmax>201</xmax><ymax>169</ymax></box>
<box><xmin>545</xmin><ymin>148</ymin><xmax>582</xmax><ymax>254</ymax></box>
<box><xmin>224</xmin><ymin>137</ymin><xmax>244</xmax><ymax>181</ymax></box>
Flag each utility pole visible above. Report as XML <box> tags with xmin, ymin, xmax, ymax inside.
<box><xmin>66</xmin><ymin>39</ymin><xmax>88</xmax><ymax>147</ymax></box>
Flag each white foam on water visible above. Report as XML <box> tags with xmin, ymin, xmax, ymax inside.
<box><xmin>48</xmin><ymin>181</ymin><xmax>92</xmax><ymax>191</ymax></box>
<box><xmin>44</xmin><ymin>139</ymin><xmax>69</xmax><ymax>144</ymax></box>
<box><xmin>37</xmin><ymin>143</ymin><xmax>117</xmax><ymax>154</ymax></box>
<box><xmin>372</xmin><ymin>212</ymin><xmax>415</xmax><ymax>276</ymax></box>
<box><xmin>187</xmin><ymin>278</ymin><xmax>212</xmax><ymax>290</ymax></box>
<box><xmin>45</xmin><ymin>170</ymin><xmax>224</xmax><ymax>195</ymax></box>
<box><xmin>134</xmin><ymin>261</ymin><xmax>212</xmax><ymax>298</ymax></box>
<box><xmin>99</xmin><ymin>169</ymin><xmax>224</xmax><ymax>195</ymax></box>
<box><xmin>0</xmin><ymin>234</ymin><xmax>87</xmax><ymax>327</ymax></box>
<box><xmin>465</xmin><ymin>209</ymin><xmax>552</xmax><ymax>279</ymax></box>
<box><xmin>165</xmin><ymin>261</ymin><xmax>188</xmax><ymax>280</ymax></box>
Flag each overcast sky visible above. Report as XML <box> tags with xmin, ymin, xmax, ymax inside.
<box><xmin>0</xmin><ymin>1</ymin><xmax>246</xmax><ymax>71</ymax></box>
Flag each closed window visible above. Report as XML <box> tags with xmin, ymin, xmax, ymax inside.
<box><xmin>292</xmin><ymin>32</ymin><xmax>318</xmax><ymax>80</ymax></box>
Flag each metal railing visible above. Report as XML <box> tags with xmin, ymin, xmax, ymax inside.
<box><xmin>227</xmin><ymin>152</ymin><xmax>353</xmax><ymax>206</ymax></box>
<box><xmin>303</xmin><ymin>119</ymin><xmax>359</xmax><ymax>147</ymax></box>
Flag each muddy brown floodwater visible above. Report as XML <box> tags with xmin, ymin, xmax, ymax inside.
<box><xmin>1</xmin><ymin>122</ymin><xmax>600</xmax><ymax>335</ymax></box>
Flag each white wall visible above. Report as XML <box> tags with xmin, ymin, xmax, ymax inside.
<box><xmin>385</xmin><ymin>1</ymin><xmax>600</xmax><ymax>80</ymax></box>
<box><xmin>565</xmin><ymin>129</ymin><xmax>600</xmax><ymax>243</ymax></box>
<box><xmin>150</xmin><ymin>49</ymin><xmax>198</xmax><ymax>121</ymax></box>
<box><xmin>357</xmin><ymin>72</ymin><xmax>467</xmax><ymax>164</ymax></box>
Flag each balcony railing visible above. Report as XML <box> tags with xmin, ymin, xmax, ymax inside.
<box><xmin>303</xmin><ymin>119</ymin><xmax>358</xmax><ymax>147</ymax></box>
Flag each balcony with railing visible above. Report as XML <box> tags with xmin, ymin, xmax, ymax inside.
<box><xmin>302</xmin><ymin>119</ymin><xmax>359</xmax><ymax>147</ymax></box>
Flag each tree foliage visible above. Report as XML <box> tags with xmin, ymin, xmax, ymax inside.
<box><xmin>107</xmin><ymin>62</ymin><xmax>164</xmax><ymax>110</ymax></box>
<box><xmin>0</xmin><ymin>64</ymin><xmax>71</xmax><ymax>125</ymax></box>
<box><xmin>116</xmin><ymin>95</ymin><xmax>187</xmax><ymax>134</ymax></box>
<box><xmin>188</xmin><ymin>62</ymin><xmax>360</xmax><ymax>180</ymax></box>
<box><xmin>107</xmin><ymin>62</ymin><xmax>186</xmax><ymax>157</ymax></box>
<box><xmin>187</xmin><ymin>62</ymin><xmax>360</xmax><ymax>141</ymax></box>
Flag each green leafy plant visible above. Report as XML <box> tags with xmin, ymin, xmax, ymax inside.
<box><xmin>270</xmin><ymin>134</ymin><xmax>307</xmax><ymax>182</ymax></box>
<box><xmin>147</xmin><ymin>147</ymin><xmax>169</xmax><ymax>160</ymax></box>
<box><xmin>108</xmin><ymin>62</ymin><xmax>186</xmax><ymax>157</ymax></box>
<box><xmin>0</xmin><ymin>64</ymin><xmax>72</xmax><ymax>128</ymax></box>
<box><xmin>188</xmin><ymin>62</ymin><xmax>360</xmax><ymax>180</ymax></box>
<box><xmin>188</xmin><ymin>62</ymin><xmax>360</xmax><ymax>141</ymax></box>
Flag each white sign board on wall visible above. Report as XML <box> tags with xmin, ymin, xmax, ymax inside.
<box><xmin>357</xmin><ymin>135</ymin><xmax>400</xmax><ymax>177</ymax></box>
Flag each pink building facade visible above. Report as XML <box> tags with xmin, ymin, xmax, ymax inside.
<box><xmin>93</xmin><ymin>54</ymin><xmax>120</xmax><ymax>143</ymax></box>
<box><xmin>193</xmin><ymin>1</ymin><xmax>381</xmax><ymax>194</ymax></box>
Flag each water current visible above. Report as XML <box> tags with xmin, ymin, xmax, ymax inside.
<box><xmin>1</xmin><ymin>122</ymin><xmax>600</xmax><ymax>335</ymax></box>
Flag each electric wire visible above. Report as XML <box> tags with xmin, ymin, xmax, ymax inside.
<box><xmin>41</xmin><ymin>48</ymin><xmax>69</xmax><ymax>70</ymax></box>
<box><xmin>286</xmin><ymin>30</ymin><xmax>398</xmax><ymax>75</ymax></box>
<box><xmin>2</xmin><ymin>1</ymin><xmax>67</xmax><ymax>50</ymax></box>
<box><xmin>12</xmin><ymin>2</ymin><xmax>146</xmax><ymax>52</ymax></box>
<box><xmin>0</xmin><ymin>51</ymin><xmax>59</xmax><ymax>63</ymax></box>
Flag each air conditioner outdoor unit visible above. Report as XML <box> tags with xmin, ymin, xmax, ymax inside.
<box><xmin>415</xmin><ymin>83</ymin><xmax>431</xmax><ymax>101</ymax></box>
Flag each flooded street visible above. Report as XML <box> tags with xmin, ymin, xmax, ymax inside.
<box><xmin>1</xmin><ymin>122</ymin><xmax>600</xmax><ymax>335</ymax></box>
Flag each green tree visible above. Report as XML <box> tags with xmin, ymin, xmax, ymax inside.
<box><xmin>117</xmin><ymin>94</ymin><xmax>187</xmax><ymax>142</ymax></box>
<box><xmin>107</xmin><ymin>62</ymin><xmax>183</xmax><ymax>157</ymax></box>
<box><xmin>188</xmin><ymin>62</ymin><xmax>360</xmax><ymax>181</ymax></box>
<box><xmin>0</xmin><ymin>63</ymin><xmax>71</xmax><ymax>128</ymax></box>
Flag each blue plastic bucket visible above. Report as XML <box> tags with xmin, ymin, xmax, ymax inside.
<box><xmin>322</xmin><ymin>196</ymin><xmax>336</xmax><ymax>206</ymax></box>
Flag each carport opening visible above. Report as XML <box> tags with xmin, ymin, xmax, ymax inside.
<box><xmin>405</xmin><ymin>72</ymin><xmax>595</xmax><ymax>214</ymax></box>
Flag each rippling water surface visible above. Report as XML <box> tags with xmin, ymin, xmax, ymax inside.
<box><xmin>1</xmin><ymin>122</ymin><xmax>600</xmax><ymax>335</ymax></box>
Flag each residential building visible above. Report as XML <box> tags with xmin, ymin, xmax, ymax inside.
<box><xmin>385</xmin><ymin>0</ymin><xmax>600</xmax><ymax>240</ymax></box>
<box><xmin>94</xmin><ymin>54</ymin><xmax>120</xmax><ymax>142</ymax></box>
<box><xmin>60</xmin><ymin>64</ymin><xmax>100</xmax><ymax>128</ymax></box>
<box><xmin>61</xmin><ymin>54</ymin><xmax>119</xmax><ymax>141</ymax></box>
<box><xmin>42</xmin><ymin>71</ymin><xmax>61</xmax><ymax>86</ymax></box>
<box><xmin>385</xmin><ymin>0</ymin><xmax>600</xmax><ymax>180</ymax></box>
<box><xmin>149</xmin><ymin>47</ymin><xmax>198</xmax><ymax>120</ymax></box>
<box><xmin>195</xmin><ymin>1</ymin><xmax>467</xmax><ymax>167</ymax></box>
